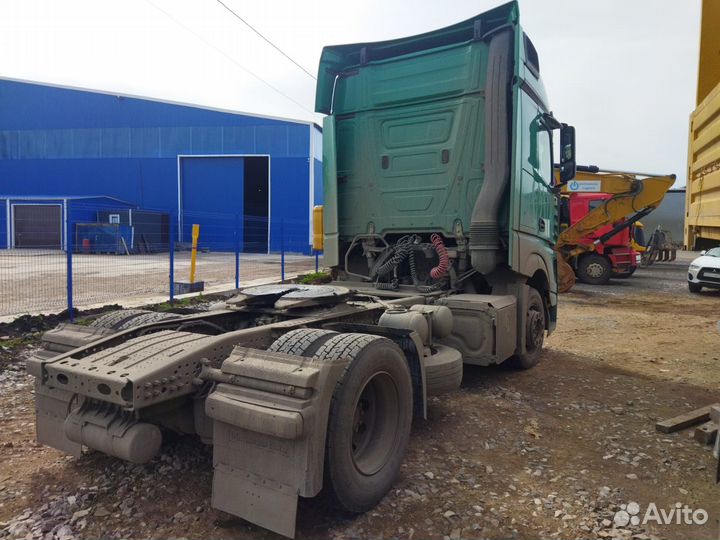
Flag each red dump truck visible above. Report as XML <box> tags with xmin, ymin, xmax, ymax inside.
<box><xmin>561</xmin><ymin>191</ymin><xmax>642</xmax><ymax>282</ymax></box>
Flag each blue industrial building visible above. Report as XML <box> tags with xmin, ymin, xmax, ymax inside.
<box><xmin>0</xmin><ymin>78</ymin><xmax>323</xmax><ymax>253</ymax></box>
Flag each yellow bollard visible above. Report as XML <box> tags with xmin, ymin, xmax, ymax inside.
<box><xmin>189</xmin><ymin>224</ymin><xmax>200</xmax><ymax>284</ymax></box>
<box><xmin>312</xmin><ymin>205</ymin><xmax>324</xmax><ymax>252</ymax></box>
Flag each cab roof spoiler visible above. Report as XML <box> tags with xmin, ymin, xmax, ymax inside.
<box><xmin>314</xmin><ymin>1</ymin><xmax>518</xmax><ymax>114</ymax></box>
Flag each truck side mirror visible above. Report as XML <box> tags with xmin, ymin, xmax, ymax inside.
<box><xmin>558</xmin><ymin>124</ymin><xmax>576</xmax><ymax>183</ymax></box>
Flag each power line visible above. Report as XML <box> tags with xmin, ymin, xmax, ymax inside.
<box><xmin>144</xmin><ymin>0</ymin><xmax>314</xmax><ymax>114</ymax></box>
<box><xmin>214</xmin><ymin>0</ymin><xmax>317</xmax><ymax>81</ymax></box>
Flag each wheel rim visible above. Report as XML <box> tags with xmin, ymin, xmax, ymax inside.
<box><xmin>526</xmin><ymin>306</ymin><xmax>544</xmax><ymax>352</ymax></box>
<box><xmin>351</xmin><ymin>371</ymin><xmax>399</xmax><ymax>476</ymax></box>
<box><xmin>585</xmin><ymin>262</ymin><xmax>605</xmax><ymax>279</ymax></box>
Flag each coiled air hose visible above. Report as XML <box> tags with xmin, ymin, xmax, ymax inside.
<box><xmin>372</xmin><ymin>234</ymin><xmax>449</xmax><ymax>292</ymax></box>
<box><xmin>373</xmin><ymin>236</ymin><xmax>414</xmax><ymax>278</ymax></box>
<box><xmin>429</xmin><ymin>234</ymin><xmax>449</xmax><ymax>279</ymax></box>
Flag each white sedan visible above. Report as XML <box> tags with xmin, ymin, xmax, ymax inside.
<box><xmin>688</xmin><ymin>247</ymin><xmax>720</xmax><ymax>292</ymax></box>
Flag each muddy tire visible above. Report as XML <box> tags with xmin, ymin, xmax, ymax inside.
<box><xmin>268</xmin><ymin>328</ymin><xmax>338</xmax><ymax>357</ymax></box>
<box><xmin>577</xmin><ymin>253</ymin><xmax>612</xmax><ymax>285</ymax></box>
<box><xmin>688</xmin><ymin>282</ymin><xmax>702</xmax><ymax>293</ymax></box>
<box><xmin>116</xmin><ymin>311</ymin><xmax>180</xmax><ymax>330</ymax></box>
<box><xmin>507</xmin><ymin>288</ymin><xmax>545</xmax><ymax>370</ymax></box>
<box><xmin>313</xmin><ymin>333</ymin><xmax>413</xmax><ymax>513</ymax></box>
<box><xmin>90</xmin><ymin>310</ymin><xmax>179</xmax><ymax>331</ymax></box>
<box><xmin>424</xmin><ymin>345</ymin><xmax>463</xmax><ymax>395</ymax></box>
<box><xmin>89</xmin><ymin>309</ymin><xmax>151</xmax><ymax>330</ymax></box>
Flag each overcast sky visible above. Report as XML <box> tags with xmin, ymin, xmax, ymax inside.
<box><xmin>0</xmin><ymin>0</ymin><xmax>701</xmax><ymax>185</ymax></box>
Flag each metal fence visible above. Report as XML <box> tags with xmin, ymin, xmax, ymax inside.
<box><xmin>0</xmin><ymin>202</ymin><xmax>321</xmax><ymax>319</ymax></box>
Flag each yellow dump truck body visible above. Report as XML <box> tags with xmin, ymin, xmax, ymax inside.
<box><xmin>685</xmin><ymin>0</ymin><xmax>720</xmax><ymax>249</ymax></box>
<box><xmin>686</xmin><ymin>84</ymin><xmax>720</xmax><ymax>249</ymax></box>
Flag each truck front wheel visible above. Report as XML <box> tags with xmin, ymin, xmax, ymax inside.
<box><xmin>314</xmin><ymin>333</ymin><xmax>413</xmax><ymax>513</ymax></box>
<box><xmin>507</xmin><ymin>287</ymin><xmax>545</xmax><ymax>370</ymax></box>
<box><xmin>577</xmin><ymin>253</ymin><xmax>612</xmax><ymax>285</ymax></box>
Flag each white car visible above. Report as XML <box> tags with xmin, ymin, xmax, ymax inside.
<box><xmin>688</xmin><ymin>247</ymin><xmax>720</xmax><ymax>292</ymax></box>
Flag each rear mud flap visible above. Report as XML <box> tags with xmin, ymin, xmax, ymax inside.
<box><xmin>205</xmin><ymin>347</ymin><xmax>348</xmax><ymax>538</ymax></box>
<box><xmin>212</xmin><ymin>444</ymin><xmax>298</xmax><ymax>538</ymax></box>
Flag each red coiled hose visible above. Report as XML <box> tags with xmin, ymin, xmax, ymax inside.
<box><xmin>429</xmin><ymin>233</ymin><xmax>449</xmax><ymax>279</ymax></box>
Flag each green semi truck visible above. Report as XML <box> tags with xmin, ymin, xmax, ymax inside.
<box><xmin>26</xmin><ymin>2</ymin><xmax>575</xmax><ymax>537</ymax></box>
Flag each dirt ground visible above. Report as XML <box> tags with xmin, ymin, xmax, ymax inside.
<box><xmin>1</xmin><ymin>252</ymin><xmax>719</xmax><ymax>540</ymax></box>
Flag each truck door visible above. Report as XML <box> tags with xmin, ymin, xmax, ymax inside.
<box><xmin>518</xmin><ymin>93</ymin><xmax>556</xmax><ymax>247</ymax></box>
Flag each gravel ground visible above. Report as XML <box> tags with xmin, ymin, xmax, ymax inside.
<box><xmin>1</xmin><ymin>252</ymin><xmax>719</xmax><ymax>540</ymax></box>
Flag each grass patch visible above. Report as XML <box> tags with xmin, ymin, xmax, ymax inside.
<box><xmin>0</xmin><ymin>335</ymin><xmax>39</xmax><ymax>349</ymax></box>
<box><xmin>298</xmin><ymin>271</ymin><xmax>331</xmax><ymax>285</ymax></box>
<box><xmin>153</xmin><ymin>296</ymin><xmax>202</xmax><ymax>312</ymax></box>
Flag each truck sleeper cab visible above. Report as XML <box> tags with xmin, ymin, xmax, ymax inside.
<box><xmin>317</xmin><ymin>0</ymin><xmax>574</xmax><ymax>351</ymax></box>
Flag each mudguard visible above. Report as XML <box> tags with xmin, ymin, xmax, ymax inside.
<box><xmin>205</xmin><ymin>347</ymin><xmax>350</xmax><ymax>538</ymax></box>
<box><xmin>35</xmin><ymin>323</ymin><xmax>116</xmax><ymax>359</ymax></box>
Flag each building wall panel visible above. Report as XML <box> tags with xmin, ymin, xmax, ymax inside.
<box><xmin>0</xmin><ymin>78</ymin><xmax>318</xmax><ymax>254</ymax></box>
<box><xmin>100</xmin><ymin>128</ymin><xmax>131</xmax><ymax>157</ymax></box>
<box><xmin>269</xmin><ymin>157</ymin><xmax>311</xmax><ymax>253</ymax></box>
<box><xmin>288</xmin><ymin>125</ymin><xmax>311</xmax><ymax>157</ymax></box>
<box><xmin>0</xmin><ymin>201</ymin><xmax>7</xmax><ymax>248</ymax></box>
<box><xmin>222</xmin><ymin>126</ymin><xmax>256</xmax><ymax>154</ymax></box>
<box><xmin>0</xmin><ymin>79</ymin><xmax>297</xmax><ymax>130</ymax></box>
<box><xmin>0</xmin><ymin>158</ymin><xmax>177</xmax><ymax>209</ymax></box>
<box><xmin>0</xmin><ymin>125</ymin><xmax>312</xmax><ymax>160</ymax></box>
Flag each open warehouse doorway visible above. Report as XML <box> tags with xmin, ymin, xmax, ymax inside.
<box><xmin>178</xmin><ymin>155</ymin><xmax>270</xmax><ymax>253</ymax></box>
<box><xmin>242</xmin><ymin>156</ymin><xmax>270</xmax><ymax>253</ymax></box>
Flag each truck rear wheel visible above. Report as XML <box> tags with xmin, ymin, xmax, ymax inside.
<box><xmin>89</xmin><ymin>309</ymin><xmax>179</xmax><ymax>330</ymax></box>
<box><xmin>118</xmin><ymin>311</ymin><xmax>180</xmax><ymax>330</ymax></box>
<box><xmin>313</xmin><ymin>333</ymin><xmax>413</xmax><ymax>513</ymax></box>
<box><xmin>577</xmin><ymin>253</ymin><xmax>612</xmax><ymax>285</ymax></box>
<box><xmin>90</xmin><ymin>309</ymin><xmax>150</xmax><ymax>330</ymax></box>
<box><xmin>507</xmin><ymin>287</ymin><xmax>545</xmax><ymax>370</ymax></box>
<box><xmin>268</xmin><ymin>328</ymin><xmax>338</xmax><ymax>356</ymax></box>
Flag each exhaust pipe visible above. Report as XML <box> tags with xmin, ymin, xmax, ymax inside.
<box><xmin>470</xmin><ymin>29</ymin><xmax>513</xmax><ymax>274</ymax></box>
